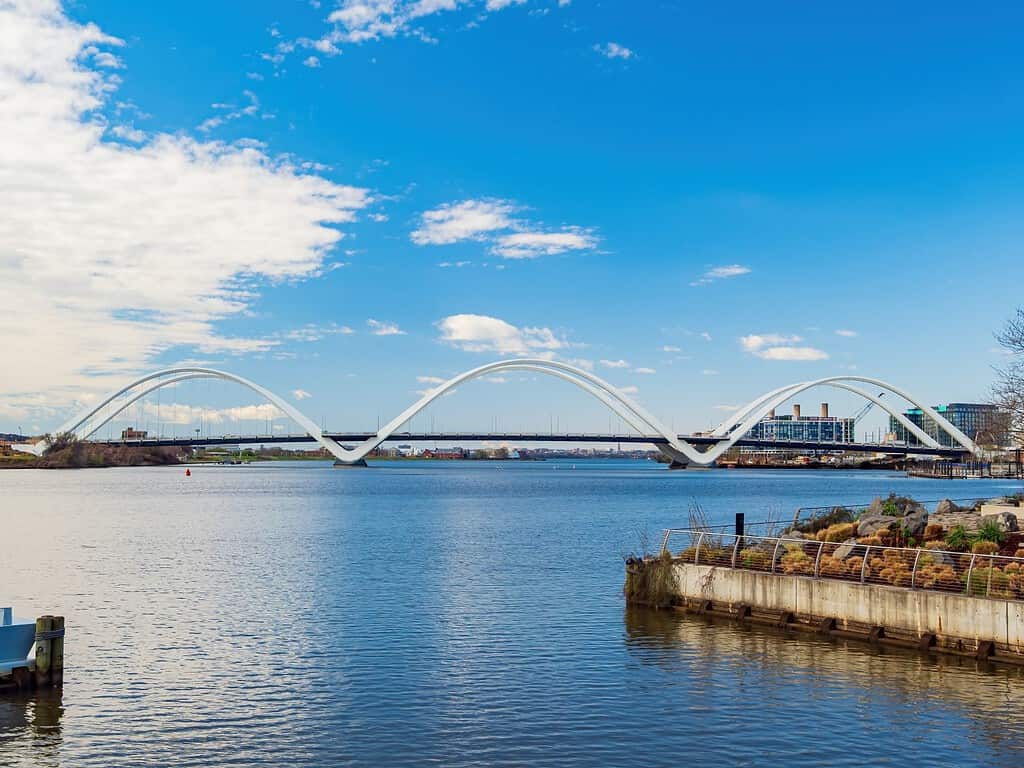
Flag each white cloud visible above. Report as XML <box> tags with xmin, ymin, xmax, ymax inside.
<box><xmin>367</xmin><ymin>319</ymin><xmax>406</xmax><ymax>336</ymax></box>
<box><xmin>599</xmin><ymin>359</ymin><xmax>630</xmax><ymax>369</ymax></box>
<box><xmin>633</xmin><ymin>367</ymin><xmax>656</xmax><ymax>374</ymax></box>
<box><xmin>740</xmin><ymin>334</ymin><xmax>803</xmax><ymax>352</ymax></box>
<box><xmin>491</xmin><ymin>228</ymin><xmax>597</xmax><ymax>259</ymax></box>
<box><xmin>286</xmin><ymin>0</ymin><xmax>531</xmax><ymax>57</ymax></box>
<box><xmin>690</xmin><ymin>264</ymin><xmax>751</xmax><ymax>287</ymax></box>
<box><xmin>138</xmin><ymin>401</ymin><xmax>286</xmax><ymax>426</ymax></box>
<box><xmin>701</xmin><ymin>369</ymin><xmax>719</xmax><ymax>376</ymax></box>
<box><xmin>753</xmin><ymin>346</ymin><xmax>830</xmax><ymax>361</ymax></box>
<box><xmin>197</xmin><ymin>89</ymin><xmax>265</xmax><ymax>133</ymax></box>
<box><xmin>564</xmin><ymin>357</ymin><xmax>594</xmax><ymax>371</ymax></box>
<box><xmin>660</xmin><ymin>345</ymin><xmax>681</xmax><ymax>353</ymax></box>
<box><xmin>411</xmin><ymin>199</ymin><xmax>516</xmax><ymax>245</ymax></box>
<box><xmin>713</xmin><ymin>404</ymin><xmax>741</xmax><ymax>412</ymax></box>
<box><xmin>835</xmin><ymin>329</ymin><xmax>858</xmax><ymax>337</ymax></box>
<box><xmin>593</xmin><ymin>42</ymin><xmax>633</xmax><ymax>60</ymax></box>
<box><xmin>303</xmin><ymin>55</ymin><xmax>321</xmax><ymax>67</ymax></box>
<box><xmin>281</xmin><ymin>323</ymin><xmax>355</xmax><ymax>342</ymax></box>
<box><xmin>412</xmin><ymin>198</ymin><xmax>597</xmax><ymax>260</ymax></box>
<box><xmin>292</xmin><ymin>389</ymin><xmax>313</xmax><ymax>400</ymax></box>
<box><xmin>416</xmin><ymin>375</ymin><xmax>445</xmax><ymax>384</ymax></box>
<box><xmin>619</xmin><ymin>385</ymin><xmax>639</xmax><ymax>395</ymax></box>
<box><xmin>0</xmin><ymin>2</ymin><xmax>370</xmax><ymax>423</ymax></box>
<box><xmin>700</xmin><ymin>332</ymin><xmax>713</xmax><ymax>342</ymax></box>
<box><xmin>740</xmin><ymin>333</ymin><xmax>828</xmax><ymax>361</ymax></box>
<box><xmin>436</xmin><ymin>314</ymin><xmax>571</xmax><ymax>355</ymax></box>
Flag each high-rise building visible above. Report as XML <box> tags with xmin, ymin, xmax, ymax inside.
<box><xmin>745</xmin><ymin>403</ymin><xmax>855</xmax><ymax>443</ymax></box>
<box><xmin>888</xmin><ymin>403</ymin><xmax>1009</xmax><ymax>447</ymax></box>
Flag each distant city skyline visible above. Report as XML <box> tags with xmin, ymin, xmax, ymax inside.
<box><xmin>2</xmin><ymin>0</ymin><xmax>1023</xmax><ymax>437</ymax></box>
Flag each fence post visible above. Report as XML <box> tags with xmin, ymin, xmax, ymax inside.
<box><xmin>966</xmin><ymin>554</ymin><xmax>977</xmax><ymax>596</ymax></box>
<box><xmin>814</xmin><ymin>541</ymin><xmax>824</xmax><ymax>578</ymax></box>
<box><xmin>771</xmin><ymin>538</ymin><xmax>782</xmax><ymax>573</ymax></box>
<box><xmin>694</xmin><ymin>532</ymin><xmax>705</xmax><ymax>566</ymax></box>
<box><xmin>987</xmin><ymin>556</ymin><xmax>995</xmax><ymax>597</ymax></box>
<box><xmin>861</xmin><ymin>546</ymin><xmax>871</xmax><ymax>584</ymax></box>
<box><xmin>660</xmin><ymin>529</ymin><xmax>671</xmax><ymax>555</ymax></box>
<box><xmin>911</xmin><ymin>549</ymin><xmax>922</xmax><ymax>589</ymax></box>
<box><xmin>731</xmin><ymin>535</ymin><xmax>741</xmax><ymax>568</ymax></box>
<box><xmin>735</xmin><ymin>513</ymin><xmax>745</xmax><ymax>537</ymax></box>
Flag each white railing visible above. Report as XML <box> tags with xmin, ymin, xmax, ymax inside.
<box><xmin>660</xmin><ymin>529</ymin><xmax>1024</xmax><ymax>600</ymax></box>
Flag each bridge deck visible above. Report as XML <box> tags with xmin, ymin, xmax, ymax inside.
<box><xmin>89</xmin><ymin>432</ymin><xmax>967</xmax><ymax>458</ymax></box>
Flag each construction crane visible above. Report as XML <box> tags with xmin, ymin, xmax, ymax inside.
<box><xmin>854</xmin><ymin>392</ymin><xmax>885</xmax><ymax>424</ymax></box>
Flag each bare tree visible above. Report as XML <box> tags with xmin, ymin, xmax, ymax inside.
<box><xmin>994</xmin><ymin>307</ymin><xmax>1024</xmax><ymax>446</ymax></box>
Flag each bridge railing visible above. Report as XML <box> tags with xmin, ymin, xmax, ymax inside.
<box><xmin>659</xmin><ymin>528</ymin><xmax>1024</xmax><ymax>600</ymax></box>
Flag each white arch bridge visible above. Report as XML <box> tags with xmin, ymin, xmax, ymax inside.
<box><xmin>12</xmin><ymin>359</ymin><xmax>980</xmax><ymax>467</ymax></box>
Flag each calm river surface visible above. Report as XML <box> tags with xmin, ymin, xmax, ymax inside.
<box><xmin>2</xmin><ymin>461</ymin><xmax>1024</xmax><ymax>767</ymax></box>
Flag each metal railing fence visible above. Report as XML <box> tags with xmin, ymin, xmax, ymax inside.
<box><xmin>660</xmin><ymin>528</ymin><xmax>1024</xmax><ymax>600</ymax></box>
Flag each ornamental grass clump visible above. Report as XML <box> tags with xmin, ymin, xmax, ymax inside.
<box><xmin>817</xmin><ymin>522</ymin><xmax>858</xmax><ymax>543</ymax></box>
<box><xmin>624</xmin><ymin>552</ymin><xmax>678</xmax><ymax>608</ymax></box>
<box><xmin>972</xmin><ymin>540</ymin><xmax>1000</xmax><ymax>555</ymax></box>
<box><xmin>780</xmin><ymin>545</ymin><xmax>814</xmax><ymax>575</ymax></box>
<box><xmin>739</xmin><ymin>548</ymin><xmax>771</xmax><ymax>570</ymax></box>
<box><xmin>964</xmin><ymin>567</ymin><xmax>1010</xmax><ymax>598</ymax></box>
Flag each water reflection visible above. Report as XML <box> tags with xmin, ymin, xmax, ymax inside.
<box><xmin>0</xmin><ymin>690</ymin><xmax>63</xmax><ymax>766</ymax></box>
<box><xmin>625</xmin><ymin>606</ymin><xmax>1024</xmax><ymax>762</ymax></box>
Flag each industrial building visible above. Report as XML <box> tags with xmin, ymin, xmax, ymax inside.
<box><xmin>745</xmin><ymin>403</ymin><xmax>856</xmax><ymax>443</ymax></box>
<box><xmin>889</xmin><ymin>403</ymin><xmax>1009</xmax><ymax>447</ymax></box>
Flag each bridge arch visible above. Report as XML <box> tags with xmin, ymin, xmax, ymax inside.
<box><xmin>713</xmin><ymin>376</ymin><xmax>979</xmax><ymax>456</ymax></box>
<box><xmin>20</xmin><ymin>367</ymin><xmax>351</xmax><ymax>461</ymax></box>
<box><xmin>19</xmin><ymin>362</ymin><xmax>980</xmax><ymax>465</ymax></box>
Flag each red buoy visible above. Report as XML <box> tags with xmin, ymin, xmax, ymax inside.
<box><xmin>185</xmin><ymin>468</ymin><xmax>191</xmax><ymax>477</ymax></box>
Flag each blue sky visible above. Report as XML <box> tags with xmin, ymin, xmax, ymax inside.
<box><xmin>2</xmin><ymin>0</ymin><xmax>1023</xmax><ymax>438</ymax></box>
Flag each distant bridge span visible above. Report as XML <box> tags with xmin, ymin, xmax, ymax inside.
<box><xmin>13</xmin><ymin>359</ymin><xmax>981</xmax><ymax>466</ymax></box>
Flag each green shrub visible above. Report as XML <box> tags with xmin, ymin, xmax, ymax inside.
<box><xmin>964</xmin><ymin>567</ymin><xmax>1010</xmax><ymax>597</ymax></box>
<box><xmin>945</xmin><ymin>525</ymin><xmax>971</xmax><ymax>553</ymax></box>
<box><xmin>974</xmin><ymin>519</ymin><xmax>1006</xmax><ymax>545</ymax></box>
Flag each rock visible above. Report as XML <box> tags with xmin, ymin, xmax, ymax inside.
<box><xmin>865</xmin><ymin>495</ymin><xmax>927</xmax><ymax>519</ymax></box>
<box><xmin>902</xmin><ymin>509</ymin><xmax>929</xmax><ymax>539</ymax></box>
<box><xmin>857</xmin><ymin>514</ymin><xmax>893</xmax><ymax>537</ymax></box>
<box><xmin>935</xmin><ymin>498</ymin><xmax>961</xmax><ymax>516</ymax></box>
<box><xmin>982</xmin><ymin>511</ymin><xmax>1019</xmax><ymax>533</ymax></box>
<box><xmin>856</xmin><ymin>509</ymin><xmax>928</xmax><ymax>539</ymax></box>
<box><xmin>924</xmin><ymin>549</ymin><xmax>956</xmax><ymax>568</ymax></box>
<box><xmin>833</xmin><ymin>538</ymin><xmax>860</xmax><ymax>561</ymax></box>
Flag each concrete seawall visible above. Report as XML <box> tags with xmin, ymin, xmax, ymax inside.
<box><xmin>659</xmin><ymin>562</ymin><xmax>1024</xmax><ymax>658</ymax></box>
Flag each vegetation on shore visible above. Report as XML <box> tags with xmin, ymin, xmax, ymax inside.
<box><xmin>0</xmin><ymin>433</ymin><xmax>183</xmax><ymax>469</ymax></box>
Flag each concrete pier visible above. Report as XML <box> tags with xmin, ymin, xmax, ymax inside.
<box><xmin>628</xmin><ymin>561</ymin><xmax>1024</xmax><ymax>663</ymax></box>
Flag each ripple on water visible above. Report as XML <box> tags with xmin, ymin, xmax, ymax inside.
<box><xmin>0</xmin><ymin>462</ymin><xmax>1022</xmax><ymax>767</ymax></box>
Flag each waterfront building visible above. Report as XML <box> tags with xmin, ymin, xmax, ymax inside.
<box><xmin>745</xmin><ymin>403</ymin><xmax>855</xmax><ymax>443</ymax></box>
<box><xmin>889</xmin><ymin>403</ymin><xmax>1009</xmax><ymax>447</ymax></box>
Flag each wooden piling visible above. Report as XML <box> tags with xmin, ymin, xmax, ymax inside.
<box><xmin>34</xmin><ymin>616</ymin><xmax>52</xmax><ymax>688</ymax></box>
<box><xmin>50</xmin><ymin>616</ymin><xmax>64</xmax><ymax>687</ymax></box>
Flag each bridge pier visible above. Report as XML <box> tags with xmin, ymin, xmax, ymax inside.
<box><xmin>333</xmin><ymin>459</ymin><xmax>368</xmax><ymax>468</ymax></box>
<box><xmin>667</xmin><ymin>460</ymin><xmax>689</xmax><ymax>470</ymax></box>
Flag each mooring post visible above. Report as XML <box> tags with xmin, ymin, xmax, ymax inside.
<box><xmin>734</xmin><ymin>512</ymin><xmax>744</xmax><ymax>538</ymax></box>
<box><xmin>51</xmin><ymin>616</ymin><xmax>65</xmax><ymax>687</ymax></box>
<box><xmin>34</xmin><ymin>616</ymin><xmax>52</xmax><ymax>687</ymax></box>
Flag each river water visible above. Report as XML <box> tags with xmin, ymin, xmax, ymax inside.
<box><xmin>1</xmin><ymin>461</ymin><xmax>1023</xmax><ymax>767</ymax></box>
